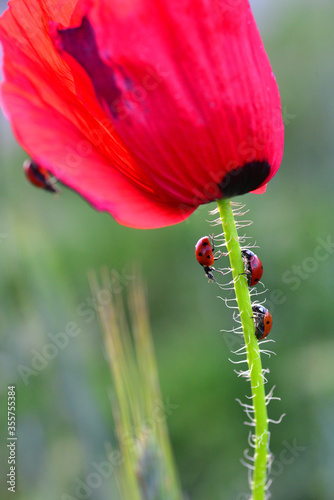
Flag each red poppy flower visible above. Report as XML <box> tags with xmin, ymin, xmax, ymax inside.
<box><xmin>0</xmin><ymin>0</ymin><xmax>284</xmax><ymax>228</ymax></box>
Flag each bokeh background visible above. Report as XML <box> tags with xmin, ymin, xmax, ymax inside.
<box><xmin>1</xmin><ymin>1</ymin><xmax>334</xmax><ymax>499</ymax></box>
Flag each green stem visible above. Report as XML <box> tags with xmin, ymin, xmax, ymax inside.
<box><xmin>216</xmin><ymin>198</ymin><xmax>268</xmax><ymax>500</ymax></box>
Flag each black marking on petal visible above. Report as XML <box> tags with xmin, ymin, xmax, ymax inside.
<box><xmin>218</xmin><ymin>160</ymin><xmax>271</xmax><ymax>198</ymax></box>
<box><xmin>55</xmin><ymin>16</ymin><xmax>122</xmax><ymax>118</ymax></box>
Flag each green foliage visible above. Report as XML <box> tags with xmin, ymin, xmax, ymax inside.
<box><xmin>1</xmin><ymin>3</ymin><xmax>334</xmax><ymax>500</ymax></box>
<box><xmin>89</xmin><ymin>271</ymin><xmax>182</xmax><ymax>500</ymax></box>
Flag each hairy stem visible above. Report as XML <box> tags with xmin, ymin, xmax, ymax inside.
<box><xmin>216</xmin><ymin>198</ymin><xmax>268</xmax><ymax>500</ymax></box>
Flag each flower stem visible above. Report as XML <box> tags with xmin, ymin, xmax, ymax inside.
<box><xmin>216</xmin><ymin>198</ymin><xmax>269</xmax><ymax>500</ymax></box>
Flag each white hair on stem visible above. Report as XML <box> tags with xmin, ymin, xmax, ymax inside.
<box><xmin>267</xmin><ymin>413</ymin><xmax>286</xmax><ymax>425</ymax></box>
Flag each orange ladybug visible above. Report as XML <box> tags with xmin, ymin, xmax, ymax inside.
<box><xmin>23</xmin><ymin>160</ymin><xmax>58</xmax><ymax>193</ymax></box>
<box><xmin>252</xmin><ymin>304</ymin><xmax>272</xmax><ymax>340</ymax></box>
<box><xmin>195</xmin><ymin>234</ymin><xmax>223</xmax><ymax>281</ymax></box>
<box><xmin>242</xmin><ymin>249</ymin><xmax>263</xmax><ymax>287</ymax></box>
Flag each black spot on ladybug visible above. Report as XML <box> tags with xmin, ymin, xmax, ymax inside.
<box><xmin>198</xmin><ymin>252</ymin><xmax>202</xmax><ymax>256</ymax></box>
<box><xmin>202</xmin><ymin>241</ymin><xmax>208</xmax><ymax>246</ymax></box>
<box><xmin>218</xmin><ymin>160</ymin><xmax>271</xmax><ymax>198</ymax></box>
<box><xmin>207</xmin><ymin>255</ymin><xmax>211</xmax><ymax>259</ymax></box>
<box><xmin>255</xmin><ymin>278</ymin><xmax>259</xmax><ymax>282</ymax></box>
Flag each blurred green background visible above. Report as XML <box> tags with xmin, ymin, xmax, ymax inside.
<box><xmin>1</xmin><ymin>1</ymin><xmax>334</xmax><ymax>499</ymax></box>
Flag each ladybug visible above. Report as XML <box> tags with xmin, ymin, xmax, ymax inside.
<box><xmin>195</xmin><ymin>234</ymin><xmax>223</xmax><ymax>281</ymax></box>
<box><xmin>252</xmin><ymin>304</ymin><xmax>272</xmax><ymax>340</ymax></box>
<box><xmin>23</xmin><ymin>160</ymin><xmax>58</xmax><ymax>193</ymax></box>
<box><xmin>242</xmin><ymin>249</ymin><xmax>263</xmax><ymax>287</ymax></box>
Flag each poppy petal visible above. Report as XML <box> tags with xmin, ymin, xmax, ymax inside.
<box><xmin>0</xmin><ymin>0</ymin><xmax>284</xmax><ymax>229</ymax></box>
<box><xmin>64</xmin><ymin>0</ymin><xmax>284</xmax><ymax>202</ymax></box>
<box><xmin>0</xmin><ymin>0</ymin><xmax>195</xmax><ymax>227</ymax></box>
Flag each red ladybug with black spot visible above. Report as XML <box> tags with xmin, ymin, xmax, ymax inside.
<box><xmin>23</xmin><ymin>160</ymin><xmax>59</xmax><ymax>193</ymax></box>
<box><xmin>242</xmin><ymin>249</ymin><xmax>263</xmax><ymax>287</ymax></box>
<box><xmin>195</xmin><ymin>234</ymin><xmax>223</xmax><ymax>281</ymax></box>
<box><xmin>252</xmin><ymin>304</ymin><xmax>272</xmax><ymax>340</ymax></box>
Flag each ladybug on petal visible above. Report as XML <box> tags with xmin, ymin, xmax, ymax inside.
<box><xmin>23</xmin><ymin>160</ymin><xmax>59</xmax><ymax>193</ymax></box>
<box><xmin>242</xmin><ymin>249</ymin><xmax>263</xmax><ymax>287</ymax></box>
<box><xmin>195</xmin><ymin>234</ymin><xmax>224</xmax><ymax>281</ymax></box>
<box><xmin>252</xmin><ymin>304</ymin><xmax>272</xmax><ymax>340</ymax></box>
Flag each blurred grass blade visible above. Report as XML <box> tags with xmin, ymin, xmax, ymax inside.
<box><xmin>89</xmin><ymin>268</ymin><xmax>183</xmax><ymax>500</ymax></box>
